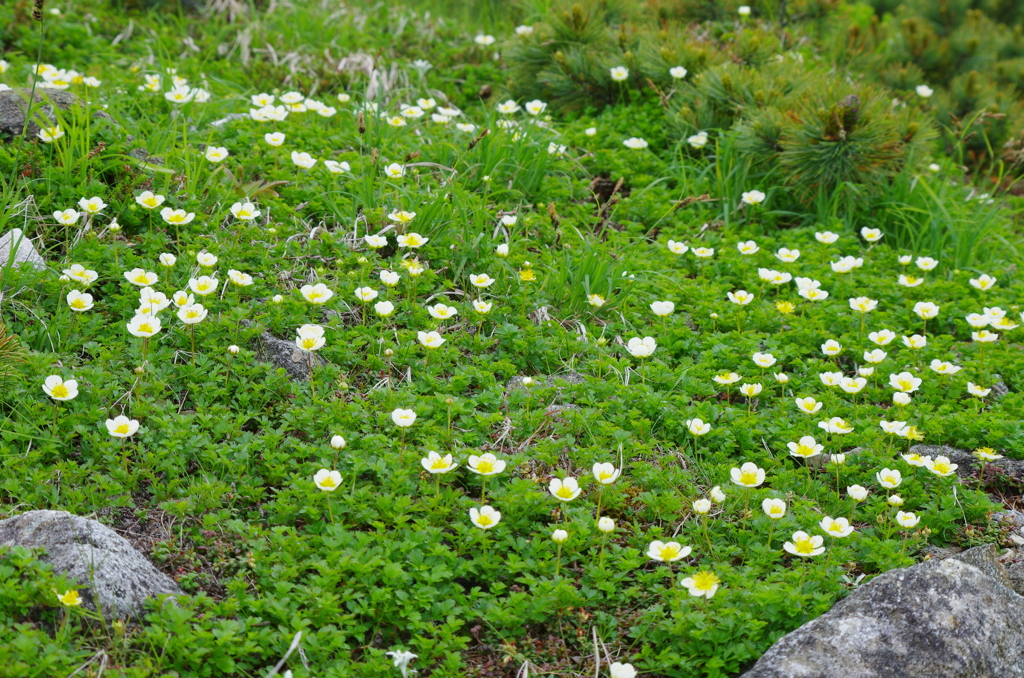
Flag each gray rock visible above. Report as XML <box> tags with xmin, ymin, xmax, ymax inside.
<box><xmin>0</xmin><ymin>510</ymin><xmax>181</xmax><ymax>618</ymax></box>
<box><xmin>252</xmin><ymin>329</ymin><xmax>325</xmax><ymax>381</ymax></box>
<box><xmin>0</xmin><ymin>228</ymin><xmax>45</xmax><ymax>270</ymax></box>
<box><xmin>741</xmin><ymin>544</ymin><xmax>1024</xmax><ymax>678</ymax></box>
<box><xmin>1007</xmin><ymin>561</ymin><xmax>1024</xmax><ymax>596</ymax></box>
<box><xmin>0</xmin><ymin>88</ymin><xmax>114</xmax><ymax>141</ymax></box>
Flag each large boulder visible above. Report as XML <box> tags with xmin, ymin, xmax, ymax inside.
<box><xmin>0</xmin><ymin>228</ymin><xmax>46</xmax><ymax>270</ymax></box>
<box><xmin>0</xmin><ymin>510</ymin><xmax>182</xmax><ymax>618</ymax></box>
<box><xmin>741</xmin><ymin>544</ymin><xmax>1024</xmax><ymax>678</ymax></box>
<box><xmin>0</xmin><ymin>88</ymin><xmax>114</xmax><ymax>141</ymax></box>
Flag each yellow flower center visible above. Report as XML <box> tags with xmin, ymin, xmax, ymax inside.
<box><xmin>690</xmin><ymin>571</ymin><xmax>720</xmax><ymax>591</ymax></box>
<box><xmin>740</xmin><ymin>471</ymin><xmax>758</xmax><ymax>486</ymax></box>
<box><xmin>143</xmin><ymin>198</ymin><xmax>157</xmax><ymax>207</ymax></box>
<box><xmin>555</xmin><ymin>486</ymin><xmax>574</xmax><ymax>499</ymax></box>
<box><xmin>883</xmin><ymin>474</ymin><xmax>896</xmax><ymax>485</ymax></box>
<box><xmin>770</xmin><ymin>506</ymin><xmax>783</xmax><ymax>515</ymax></box>
<box><xmin>933</xmin><ymin>462</ymin><xmax>951</xmax><ymax>474</ymax></box>
<box><xmin>134</xmin><ymin>274</ymin><xmax>149</xmax><ymax>283</ymax></box>
<box><xmin>71</xmin><ymin>299</ymin><xmax>85</xmax><ymax>309</ymax></box>
<box><xmin>138</xmin><ymin>323</ymin><xmax>153</xmax><ymax>333</ymax></box>
<box><xmin>300</xmin><ymin>338</ymin><xmax>317</xmax><ymax>350</ymax></box>
<box><xmin>476</xmin><ymin>514</ymin><xmax>493</xmax><ymax>526</ymax></box>
<box><xmin>51</xmin><ymin>384</ymin><xmax>69</xmax><ymax>398</ymax></box>
<box><xmin>659</xmin><ymin>545</ymin><xmax>679</xmax><ymax>560</ymax></box>
<box><xmin>475</xmin><ymin>460</ymin><xmax>494</xmax><ymax>474</ymax></box>
<box><xmin>598</xmin><ymin>471</ymin><xmax>614</xmax><ymax>481</ymax></box>
<box><xmin>794</xmin><ymin>444</ymin><xmax>814</xmax><ymax>457</ymax></box>
<box><xmin>794</xmin><ymin>537</ymin><xmax>816</xmax><ymax>554</ymax></box>
<box><xmin>114</xmin><ymin>424</ymin><xmax>130</xmax><ymax>435</ymax></box>
<box><xmin>430</xmin><ymin>458</ymin><xmax>450</xmax><ymax>470</ymax></box>
<box><xmin>320</xmin><ymin>475</ymin><xmax>336</xmax><ymax>488</ymax></box>
<box><xmin>828</xmin><ymin>523</ymin><xmax>843</xmax><ymax>533</ymax></box>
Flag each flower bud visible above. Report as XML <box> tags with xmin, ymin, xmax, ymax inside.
<box><xmin>228</xmin><ymin>345</ymin><xmax>240</xmax><ymax>355</ymax></box>
<box><xmin>272</xmin><ymin>295</ymin><xmax>283</xmax><ymax>304</ymax></box>
<box><xmin>384</xmin><ymin>348</ymin><xmax>394</xmax><ymax>357</ymax></box>
<box><xmin>551</xmin><ymin>529</ymin><xmax>568</xmax><ymax>544</ymax></box>
<box><xmin>597</xmin><ymin>516</ymin><xmax>615</xmax><ymax>533</ymax></box>
<box><xmin>330</xmin><ymin>435</ymin><xmax>346</xmax><ymax>450</ymax></box>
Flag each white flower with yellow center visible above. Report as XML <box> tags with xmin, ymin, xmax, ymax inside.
<box><xmin>427</xmin><ymin>303</ymin><xmax>457</xmax><ymax>320</ymax></box>
<box><xmin>888</xmin><ymin>371</ymin><xmax>922</xmax><ymax>393</ymax></box>
<box><xmin>815</xmin><ymin>231</ymin><xmax>839</xmax><ymax>244</ymax></box>
<box><xmin>915</xmin><ymin>257</ymin><xmax>938</xmax><ymax>271</ymax></box>
<box><xmin>898</xmin><ymin>274</ymin><xmax>924</xmax><ymax>288</ymax></box>
<box><xmin>397</xmin><ymin>233</ymin><xmax>428</xmax><ymax>249</ymax></box>
<box><xmin>821</xmin><ymin>339</ymin><xmax>842</xmax><ymax>356</ymax></box>
<box><xmin>105</xmin><ymin>415</ymin><xmax>140</xmax><ymax>438</ymax></box>
<box><xmin>775</xmin><ymin>247</ymin><xmax>799</xmax><ymax>263</ymax></box>
<box><xmin>650</xmin><ymin>301</ymin><xmax>675</xmax><ymax>316</ymax></box>
<box><xmin>693</xmin><ymin>498</ymin><xmax>712</xmax><ymax>514</ymax></box>
<box><xmin>391</xmin><ymin>408</ymin><xmax>417</xmax><ymax>427</ymax></box>
<box><xmin>384</xmin><ymin>163</ymin><xmax>405</xmax><ymax>179</ymax></box>
<box><xmin>969</xmin><ymin>274</ymin><xmax>996</xmax><ymax>291</ymax></box>
<box><xmin>839</xmin><ymin>376</ymin><xmax>867</xmax><ymax>394</ymax></box>
<box><xmin>177</xmin><ymin>303</ymin><xmax>208</xmax><ymax>325</ymax></box>
<box><xmin>127</xmin><ymin>313</ymin><xmax>162</xmax><ymax>337</ymax></box>
<box><xmin>818</xmin><ymin>417</ymin><xmax>853</xmax><ymax>434</ymax></box>
<box><xmin>896</xmin><ymin>511</ymin><xmax>920</xmax><ymax>528</ymax></box>
<box><xmin>63</xmin><ymin>264</ymin><xmax>98</xmax><ymax>285</ymax></box>
<box><xmin>123</xmin><ymin>268</ymin><xmax>158</xmax><ymax>287</ymax></box>
<box><xmin>188</xmin><ymin>276</ymin><xmax>218</xmax><ymax>296</ymax></box>
<box><xmin>230</xmin><ymin>201</ymin><xmax>260</xmax><ymax>221</ymax></box>
<box><xmin>751</xmin><ymin>352</ymin><xmax>776</xmax><ymax>368</ymax></box>
<box><xmin>860</xmin><ymin>227</ymin><xmax>883</xmax><ymax>242</ymax></box>
<box><xmin>902</xmin><ymin>334</ymin><xmax>927</xmax><ymax>349</ymax></box>
<box><xmin>43</xmin><ymin>375</ymin><xmax>79</xmax><ymax>401</ymax></box>
<box><xmin>295</xmin><ymin>283</ymin><xmax>331</xmax><ymax>305</ymax></box>
<box><xmin>470</xmin><ymin>505</ymin><xmax>501</xmax><ymax>530</ymax></box>
<box><xmin>762</xmin><ymin>498</ymin><xmax>786</xmax><ymax>518</ymax></box>
<box><xmin>291</xmin><ymin>151</ymin><xmax>317</xmax><ymax>169</ymax></box>
<box><xmin>592</xmin><ymin>462</ymin><xmax>621</xmax><ymax>485</ymax></box>
<box><xmin>929</xmin><ymin>359</ymin><xmax>960</xmax><ymax>375</ymax></box>
<box><xmin>314</xmin><ymin>469</ymin><xmax>342</xmax><ymax>491</ymax></box>
<box><xmin>160</xmin><ymin>208</ymin><xmax>194</xmax><ymax>225</ymax></box>
<box><xmin>227</xmin><ymin>270</ymin><xmax>253</xmax><ymax>287</ymax></box>
<box><xmin>727</xmin><ymin>290</ymin><xmax>754</xmax><ymax>305</ymax></box>
<box><xmin>820</xmin><ymin>517</ymin><xmax>854</xmax><ymax>538</ymax></box>
<box><xmin>667</xmin><ymin>240</ymin><xmax>689</xmax><ymax>255</ymax></box>
<box><xmin>848</xmin><ymin>485</ymin><xmax>868</xmax><ymax>501</ymax></box>
<box><xmin>926</xmin><ymin>456</ymin><xmax>957</xmax><ymax>477</ymax></box>
<box><xmin>421</xmin><ymin>451</ymin><xmax>458</xmax><ymax>474</ymax></box>
<box><xmin>467</xmin><ymin>453</ymin><xmax>505</xmax><ymax>476</ymax></box>
<box><xmin>794</xmin><ymin>397</ymin><xmax>822</xmax><ymax>414</ymax></box>
<box><xmin>472</xmin><ymin>300</ymin><xmax>493</xmax><ymax>314</ymax></box>
<box><xmin>784</xmin><ymin>531</ymin><xmax>825</xmax><ymax>557</ymax></box>
<box><xmin>469</xmin><ymin>273</ymin><xmax>495</xmax><ymax>288</ymax></box>
<box><xmin>587</xmin><ymin>294</ymin><xmax>606</xmax><ymax>308</ymax></box>
<box><xmin>913</xmin><ymin>301</ymin><xmax>939</xmax><ymax>319</ymax></box>
<box><xmin>787</xmin><ymin>436</ymin><xmax>822</xmax><ymax>459</ymax></box>
<box><xmin>354</xmin><ymin>287</ymin><xmax>379</xmax><ymax>303</ymax></box>
<box><xmin>53</xmin><ymin>209</ymin><xmax>80</xmax><ymax>225</ymax></box>
<box><xmin>799</xmin><ymin>287</ymin><xmax>829</xmax><ymax>301</ymax></box>
<box><xmin>680</xmin><ymin>571</ymin><xmax>722</xmax><ymax>598</ymax></box>
<box><xmin>38</xmin><ymin>125</ymin><xmax>65</xmax><ymax>142</ymax></box>
<box><xmin>736</xmin><ymin>240</ymin><xmax>759</xmax><ymax>255</ymax></box>
<box><xmin>849</xmin><ymin>297</ymin><xmax>878</xmax><ymax>313</ymax></box>
<box><xmin>418</xmin><ymin>330</ymin><xmax>445</xmax><ymax>348</ymax></box>
<box><xmin>713</xmin><ymin>372</ymin><xmax>742</xmax><ymax>385</ymax></box>
<box><xmin>869</xmin><ymin>329</ymin><xmax>896</xmax><ymax>345</ymax></box>
<box><xmin>739</xmin><ymin>383</ymin><xmax>762</xmax><ymax>398</ymax></box>
<box><xmin>730</xmin><ymin>462</ymin><xmax>765</xmax><ymax>488</ymax></box>
<box><xmin>972</xmin><ymin>330</ymin><xmax>999</xmax><ymax>343</ymax></box>
<box><xmin>609</xmin><ymin>66</ymin><xmax>629</xmax><ymax>81</ymax></box>
<box><xmin>647</xmin><ymin>541</ymin><xmax>691</xmax><ymax>562</ymax></box>
<box><xmin>549</xmin><ymin>477</ymin><xmax>581</xmax><ymax>501</ymax></box>
<box><xmin>876</xmin><ymin>468</ymin><xmax>902</xmax><ymax>489</ymax></box>
<box><xmin>741</xmin><ymin>190</ymin><xmax>766</xmax><ymax>205</ymax></box>
<box><xmin>692</xmin><ymin>247</ymin><xmax>715</xmax><ymax>258</ymax></box>
<box><xmin>77</xmin><ymin>196</ymin><xmax>107</xmax><ymax>214</ymax></box>
<box><xmin>67</xmin><ymin>290</ymin><xmax>94</xmax><ymax>312</ymax></box>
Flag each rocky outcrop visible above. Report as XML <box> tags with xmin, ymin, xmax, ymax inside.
<box><xmin>0</xmin><ymin>88</ymin><xmax>115</xmax><ymax>141</ymax></box>
<box><xmin>252</xmin><ymin>329</ymin><xmax>326</xmax><ymax>381</ymax></box>
<box><xmin>0</xmin><ymin>510</ymin><xmax>181</xmax><ymax>618</ymax></box>
<box><xmin>741</xmin><ymin>544</ymin><xmax>1024</xmax><ymax>678</ymax></box>
<box><xmin>0</xmin><ymin>229</ymin><xmax>45</xmax><ymax>270</ymax></box>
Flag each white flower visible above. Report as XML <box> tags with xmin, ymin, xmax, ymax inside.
<box><xmin>929</xmin><ymin>359</ymin><xmax>961</xmax><ymax>375</ymax></box>
<box><xmin>384</xmin><ymin>163</ymin><xmax>406</xmax><ymax>179</ymax></box>
<box><xmin>710</xmin><ymin>486</ymin><xmax>726</xmax><ymax>503</ymax></box>
<box><xmin>667</xmin><ymin>240</ymin><xmax>689</xmax><ymax>255</ymax></box>
<box><xmin>374</xmin><ymin>300</ymin><xmax>395</xmax><ymax>317</ymax></box>
<box><xmin>727</xmin><ymin>290</ymin><xmax>754</xmax><ymax>305</ymax></box>
<box><xmin>417</xmin><ymin>330</ymin><xmax>445</xmax><ymax>348</ymax></box>
<box><xmin>597</xmin><ymin>517</ymin><xmax>615</xmax><ymax>533</ymax></box>
<box><xmin>525</xmin><ymin>99</ymin><xmax>547</xmax><ymax>115</ymax></box>
<box><xmin>815</xmin><ymin>231</ymin><xmax>839</xmax><ymax>244</ymax></box>
<box><xmin>354</xmin><ymin>287</ymin><xmax>379</xmax><ymax>303</ymax></box>
<box><xmin>783</xmin><ymin>531</ymin><xmax>825</xmax><ymax>558</ymax></box>
<box><xmin>860</xmin><ymin>227</ymin><xmax>883</xmax><ymax>242</ymax></box>
<box><xmin>623</xmin><ymin>137</ymin><xmax>648</xmax><ymax>149</ymax></box>
<box><xmin>849</xmin><ymin>297</ymin><xmax>878</xmax><ymax>313</ymax></box>
<box><xmin>472</xmin><ymin>300</ymin><xmax>493</xmax><ymax>314</ymax></box>
<box><xmin>751</xmin><ymin>352</ymin><xmax>776</xmax><ymax>368</ymax></box>
<box><xmin>474</xmin><ymin>34</ymin><xmax>496</xmax><ymax>46</ymax></box>
<box><xmin>204</xmin><ymin>146</ymin><xmax>228</xmax><ymax>162</ymax></box>
<box><xmin>610</xmin><ymin>66</ymin><xmax>629</xmax><ymax>81</ymax></box>
<box><xmin>290</xmin><ymin>151</ymin><xmax>317</xmax><ymax>169</ymax></box>
<box><xmin>820</xmin><ymin>517</ymin><xmax>854</xmax><ymax>538</ymax></box>
<box><xmin>647</xmin><ymin>540</ymin><xmax>690</xmax><ymax>562</ymax></box>
<box><xmin>730</xmin><ymin>462</ymin><xmax>765</xmax><ymax>488</ymax></box>
<box><xmin>549</xmin><ymin>477</ymin><xmax>581</xmax><ymax>501</ymax></box>
<box><xmin>741</xmin><ymin>190</ymin><xmax>766</xmax><ymax>205</ymax></box>
<box><xmin>775</xmin><ymin>247</ymin><xmax>799</xmax><ymax>263</ymax></box>
<box><xmin>670</xmin><ymin>66</ymin><xmax>688</xmax><ymax>79</ymax></box>
<box><xmin>515</xmin><ymin>25</ymin><xmax>534</xmax><ymax>36</ymax></box>
<box><xmin>967</xmin><ymin>382</ymin><xmax>990</xmax><ymax>397</ymax></box>
<box><xmin>916</xmin><ymin>84</ymin><xmax>933</xmax><ymax>98</ymax></box>
<box><xmin>314</xmin><ymin>469</ymin><xmax>342</xmax><ymax>492</ymax></box>
<box><xmin>763</xmin><ymin>498</ymin><xmax>786</xmax><ymax>519</ymax></box>
<box><xmin>738</xmin><ymin>5</ymin><xmax>752</xmax><ymax>15</ymax></box>
<box><xmin>593</xmin><ymin>462</ymin><xmax>621</xmax><ymax>485</ymax></box>
<box><xmin>496</xmin><ymin>99</ymin><xmax>521</xmax><ymax>114</ymax></box>
<box><xmin>913</xmin><ymin>301</ymin><xmax>939</xmax><ymax>319</ymax></box>
<box><xmin>889</xmin><ymin>371</ymin><xmax>922</xmax><ymax>393</ymax></box>
<box><xmin>969</xmin><ymin>274</ymin><xmax>996</xmax><ymax>291</ymax></box>
<box><xmin>687</xmin><ymin>131</ymin><xmax>709</xmax><ymax>148</ymax></box>
<box><xmin>787</xmin><ymin>436</ymin><xmax>823</xmax><ymax>459</ymax></box>
<box><xmin>869</xmin><ymin>329</ymin><xmax>896</xmax><ymax>346</ymax></box>
<box><xmin>876</xmin><ymin>468</ymin><xmax>902</xmax><ymax>489</ymax></box>
<box><xmin>626</xmin><ymin>336</ymin><xmax>656</xmax><ymax>358</ymax></box>
<box><xmin>324</xmin><ymin>160</ymin><xmax>350</xmax><ymax>174</ymax></box>
<box><xmin>230</xmin><ymin>201</ymin><xmax>260</xmax><ymax>221</ymax></box>
<box><xmin>392</xmin><ymin>408</ymin><xmax>417</xmax><ymax>427</ymax></box>
<box><xmin>821</xmin><ymin>339</ymin><xmax>842</xmax><ymax>356</ymax></box>
<box><xmin>686</xmin><ymin>418</ymin><xmax>711</xmax><ymax>436</ymax></box>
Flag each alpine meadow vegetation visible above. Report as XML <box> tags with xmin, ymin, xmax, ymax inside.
<box><xmin>0</xmin><ymin>0</ymin><xmax>1023</xmax><ymax>676</ymax></box>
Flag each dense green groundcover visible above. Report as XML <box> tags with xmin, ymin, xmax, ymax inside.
<box><xmin>0</xmin><ymin>0</ymin><xmax>1022</xmax><ymax>676</ymax></box>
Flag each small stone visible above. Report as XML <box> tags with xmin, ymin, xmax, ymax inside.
<box><xmin>0</xmin><ymin>228</ymin><xmax>45</xmax><ymax>270</ymax></box>
<box><xmin>252</xmin><ymin>330</ymin><xmax>326</xmax><ymax>381</ymax></box>
<box><xmin>0</xmin><ymin>510</ymin><xmax>181</xmax><ymax>618</ymax></box>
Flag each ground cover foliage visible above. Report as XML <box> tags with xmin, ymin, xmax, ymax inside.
<box><xmin>0</xmin><ymin>0</ymin><xmax>1023</xmax><ymax>676</ymax></box>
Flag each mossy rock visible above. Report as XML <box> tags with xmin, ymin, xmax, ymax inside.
<box><xmin>0</xmin><ymin>88</ymin><xmax>117</xmax><ymax>141</ymax></box>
